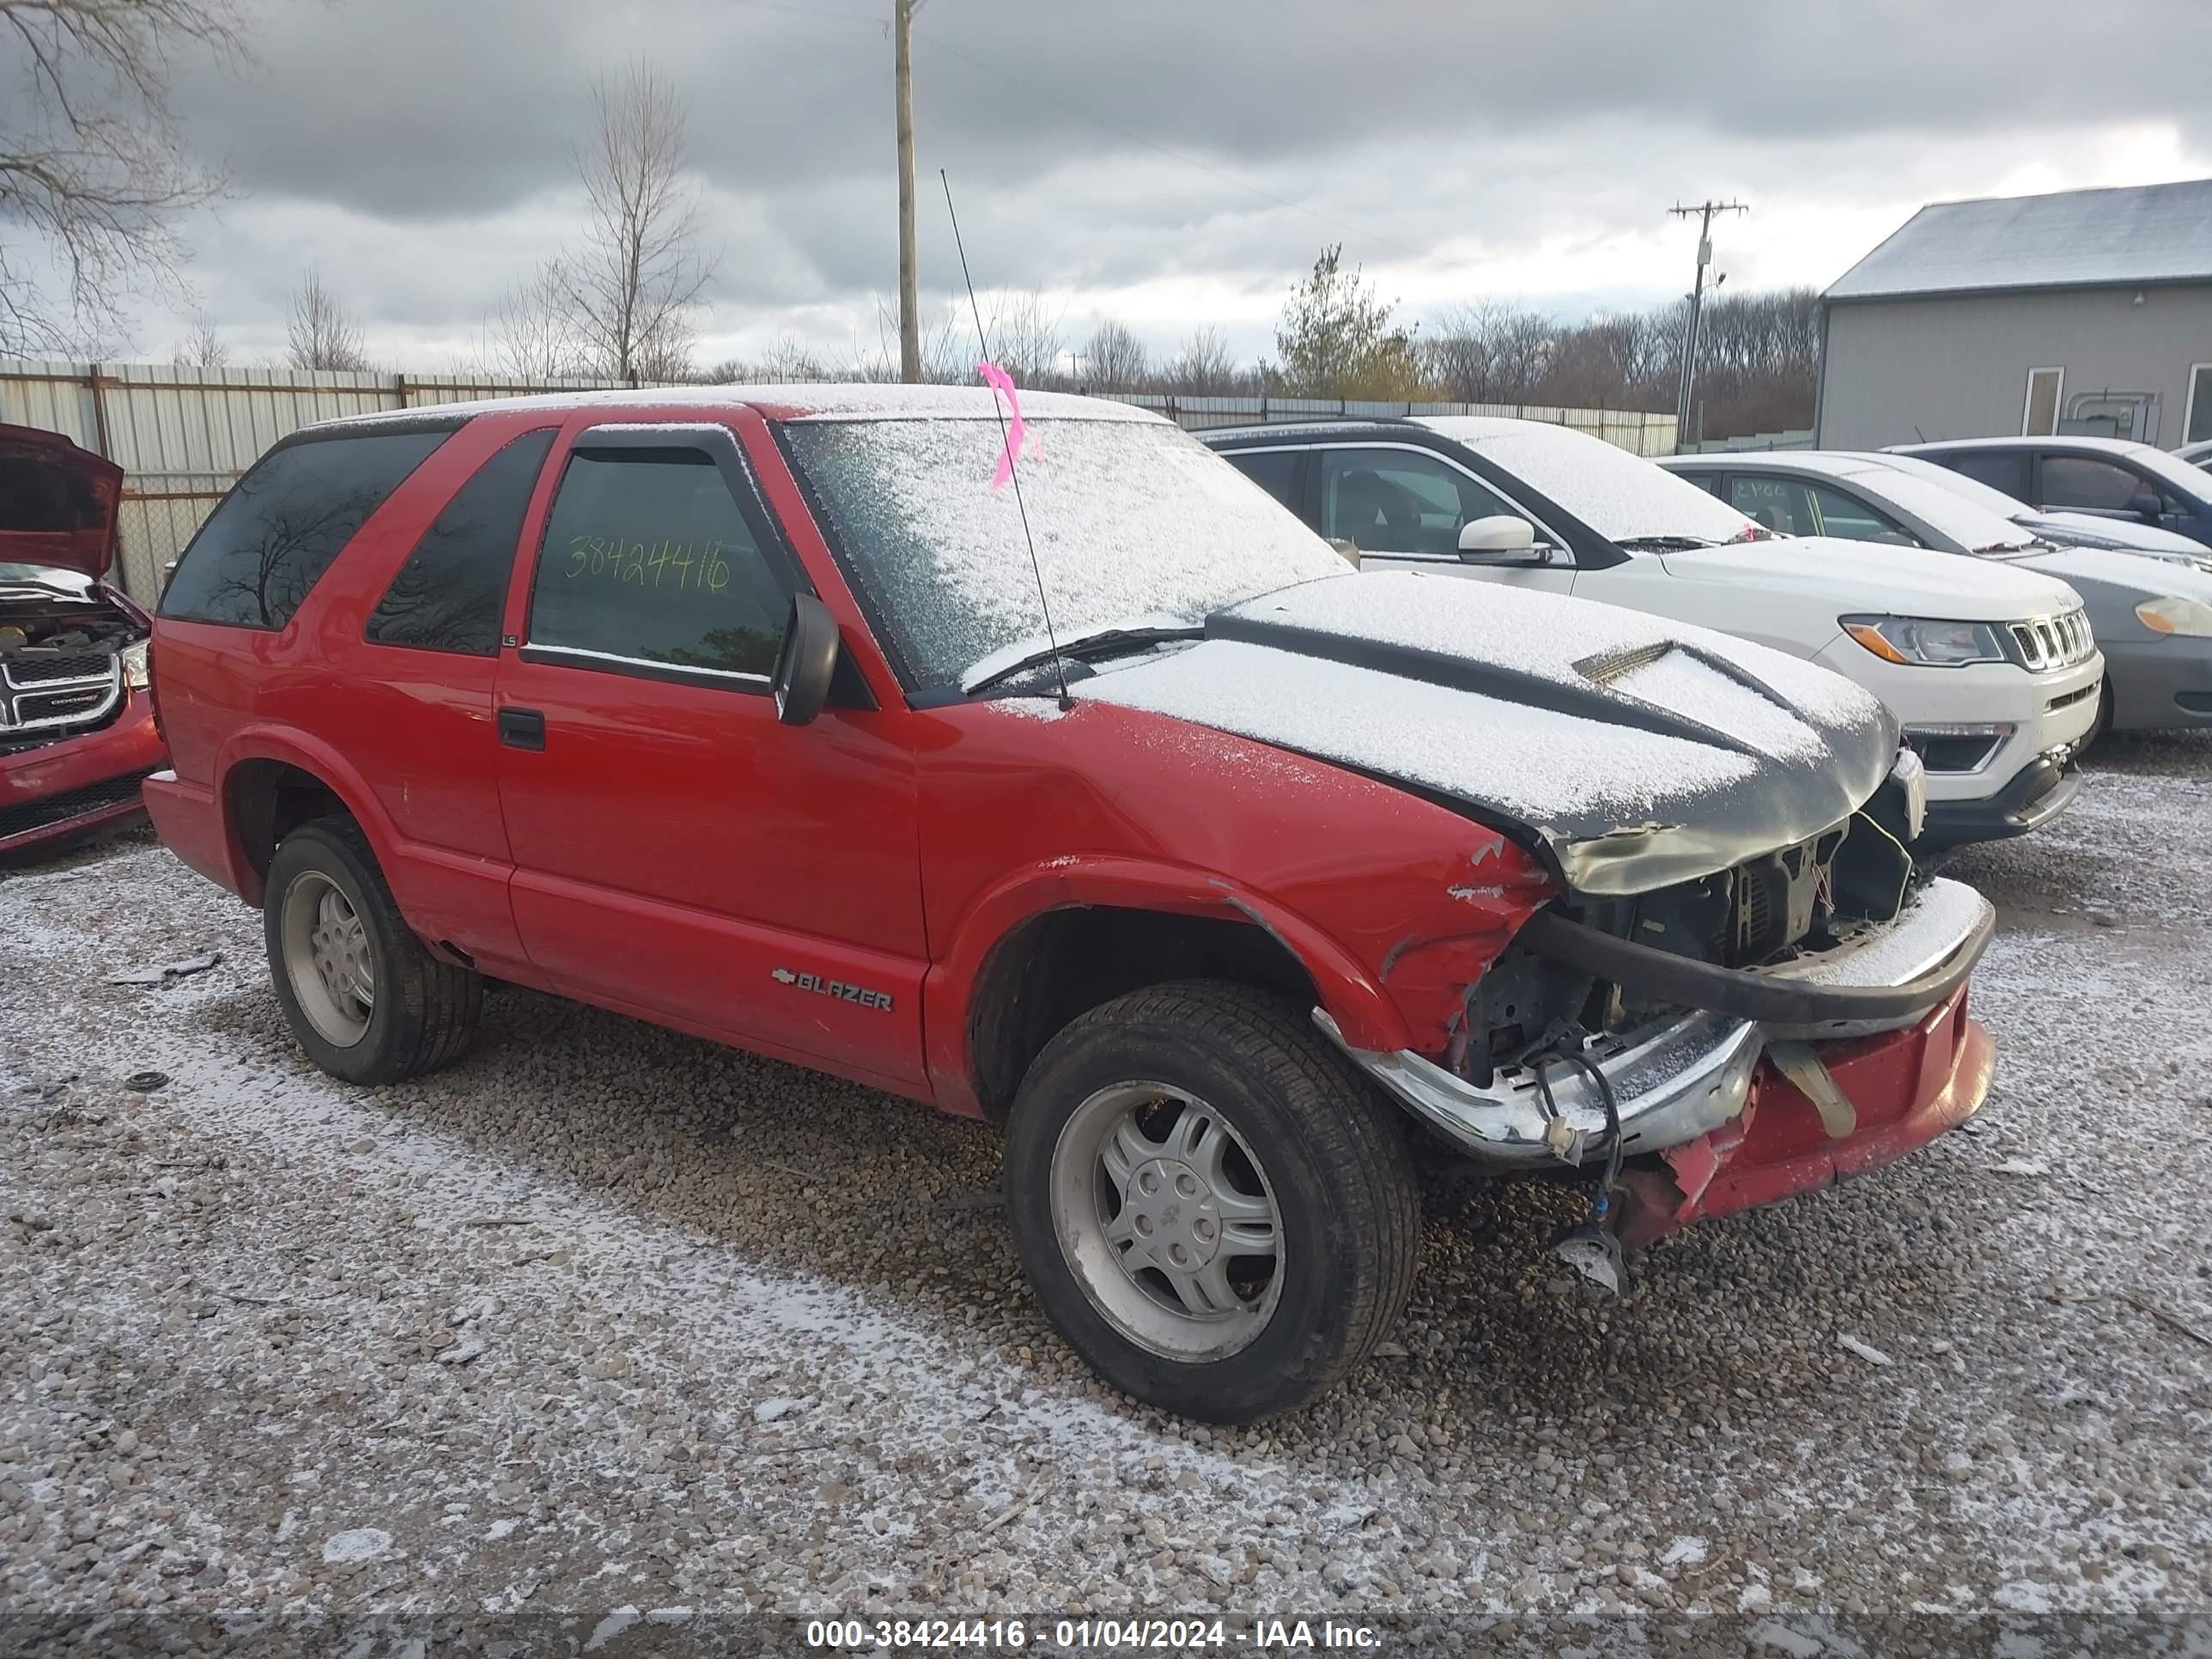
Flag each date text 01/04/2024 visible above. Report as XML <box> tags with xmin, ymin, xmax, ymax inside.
<box><xmin>801</xmin><ymin>1618</ymin><xmax>1384</xmax><ymax>1650</ymax></box>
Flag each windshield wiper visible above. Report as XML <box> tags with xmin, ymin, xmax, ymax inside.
<box><xmin>963</xmin><ymin>620</ymin><xmax>1204</xmax><ymax>696</ymax></box>
<box><xmin>1612</xmin><ymin>534</ymin><xmax>1717</xmax><ymax>551</ymax></box>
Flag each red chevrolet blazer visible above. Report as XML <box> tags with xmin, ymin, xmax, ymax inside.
<box><xmin>143</xmin><ymin>386</ymin><xmax>1994</xmax><ymax>1420</ymax></box>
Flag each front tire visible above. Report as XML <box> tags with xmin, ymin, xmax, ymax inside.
<box><xmin>1003</xmin><ymin>981</ymin><xmax>1419</xmax><ymax>1422</ymax></box>
<box><xmin>264</xmin><ymin>818</ymin><xmax>481</xmax><ymax>1085</ymax></box>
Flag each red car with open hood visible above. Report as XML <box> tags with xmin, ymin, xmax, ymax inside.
<box><xmin>141</xmin><ymin>386</ymin><xmax>1993</xmax><ymax>1420</ymax></box>
<box><xmin>0</xmin><ymin>424</ymin><xmax>165</xmax><ymax>859</ymax></box>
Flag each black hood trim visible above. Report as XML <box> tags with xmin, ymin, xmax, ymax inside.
<box><xmin>1206</xmin><ymin>609</ymin><xmax>1790</xmax><ymax>759</ymax></box>
<box><xmin>1175</xmin><ymin>607</ymin><xmax>1900</xmax><ymax>898</ymax></box>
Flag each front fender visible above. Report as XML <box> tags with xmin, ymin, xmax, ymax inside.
<box><xmin>923</xmin><ymin>854</ymin><xmax>1413</xmax><ymax>1115</ymax></box>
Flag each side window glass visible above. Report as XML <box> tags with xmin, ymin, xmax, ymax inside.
<box><xmin>1225</xmin><ymin>451</ymin><xmax>1299</xmax><ymax>511</ymax></box>
<box><xmin>1948</xmin><ymin>452</ymin><xmax>2028</xmax><ymax>496</ymax></box>
<box><xmin>1728</xmin><ymin>476</ymin><xmax>1813</xmax><ymax>535</ymax></box>
<box><xmin>1806</xmin><ymin>483</ymin><xmax>1916</xmax><ymax>544</ymax></box>
<box><xmin>161</xmin><ymin>431</ymin><xmax>447</xmax><ymax>629</ymax></box>
<box><xmin>1319</xmin><ymin>448</ymin><xmax>1518</xmax><ymax>555</ymax></box>
<box><xmin>368</xmin><ymin>428</ymin><xmax>555</xmax><ymax>655</ymax></box>
<box><xmin>2041</xmin><ymin>455</ymin><xmax>2142</xmax><ymax>512</ymax></box>
<box><xmin>529</xmin><ymin>448</ymin><xmax>789</xmax><ymax>678</ymax></box>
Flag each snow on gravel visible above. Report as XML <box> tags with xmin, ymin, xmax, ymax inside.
<box><xmin>3</xmin><ymin>732</ymin><xmax>2210</xmax><ymax>1654</ymax></box>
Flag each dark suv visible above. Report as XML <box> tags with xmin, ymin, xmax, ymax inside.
<box><xmin>144</xmin><ymin>386</ymin><xmax>1994</xmax><ymax>1420</ymax></box>
<box><xmin>1895</xmin><ymin>435</ymin><xmax>2212</xmax><ymax>547</ymax></box>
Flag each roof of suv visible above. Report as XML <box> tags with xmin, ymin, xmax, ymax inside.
<box><xmin>1895</xmin><ymin>434</ymin><xmax>2158</xmax><ymax>459</ymax></box>
<box><xmin>301</xmin><ymin>382</ymin><xmax>1164</xmax><ymax>438</ymax></box>
<box><xmin>1662</xmin><ymin>452</ymin><xmax>1894</xmax><ymax>480</ymax></box>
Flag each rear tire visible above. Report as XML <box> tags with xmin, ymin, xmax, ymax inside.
<box><xmin>264</xmin><ymin>817</ymin><xmax>481</xmax><ymax>1085</ymax></box>
<box><xmin>1002</xmin><ymin>980</ymin><xmax>1419</xmax><ymax>1422</ymax></box>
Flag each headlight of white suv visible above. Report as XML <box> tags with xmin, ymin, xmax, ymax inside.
<box><xmin>1839</xmin><ymin>614</ymin><xmax>2008</xmax><ymax>667</ymax></box>
<box><xmin>2136</xmin><ymin>597</ymin><xmax>2212</xmax><ymax>638</ymax></box>
<box><xmin>119</xmin><ymin>638</ymin><xmax>152</xmax><ymax>690</ymax></box>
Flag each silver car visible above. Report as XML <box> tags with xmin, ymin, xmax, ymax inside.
<box><xmin>1660</xmin><ymin>450</ymin><xmax>2212</xmax><ymax>740</ymax></box>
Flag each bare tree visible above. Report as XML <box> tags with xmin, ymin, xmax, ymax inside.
<box><xmin>169</xmin><ymin>311</ymin><xmax>227</xmax><ymax>371</ymax></box>
<box><xmin>1163</xmin><ymin>325</ymin><xmax>1237</xmax><ymax>394</ymax></box>
<box><xmin>485</xmin><ymin>259</ymin><xmax>586</xmax><ymax>380</ymax></box>
<box><xmin>708</xmin><ymin>332</ymin><xmax>831</xmax><ymax>385</ymax></box>
<box><xmin>285</xmin><ymin>270</ymin><xmax>371</xmax><ymax>371</ymax></box>
<box><xmin>552</xmin><ymin>61</ymin><xmax>715</xmax><ymax>382</ymax></box>
<box><xmin>1</xmin><ymin>0</ymin><xmax>244</xmax><ymax>355</ymax></box>
<box><xmin>981</xmin><ymin>289</ymin><xmax>1063</xmax><ymax>383</ymax></box>
<box><xmin>1081</xmin><ymin>318</ymin><xmax>1146</xmax><ymax>392</ymax></box>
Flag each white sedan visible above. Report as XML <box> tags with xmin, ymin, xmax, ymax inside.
<box><xmin>1203</xmin><ymin>416</ymin><xmax>2103</xmax><ymax>847</ymax></box>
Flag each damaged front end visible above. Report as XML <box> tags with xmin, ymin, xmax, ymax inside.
<box><xmin>1317</xmin><ymin>749</ymin><xmax>1996</xmax><ymax>1266</ymax></box>
<box><xmin>1</xmin><ymin>424</ymin><xmax>164</xmax><ymax>855</ymax></box>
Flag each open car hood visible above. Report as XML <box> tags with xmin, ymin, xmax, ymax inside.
<box><xmin>1070</xmin><ymin>572</ymin><xmax>1899</xmax><ymax>896</ymax></box>
<box><xmin>0</xmin><ymin>423</ymin><xmax>123</xmax><ymax>580</ymax></box>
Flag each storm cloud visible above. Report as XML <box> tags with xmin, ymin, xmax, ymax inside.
<box><xmin>138</xmin><ymin>0</ymin><xmax>2212</xmax><ymax>366</ymax></box>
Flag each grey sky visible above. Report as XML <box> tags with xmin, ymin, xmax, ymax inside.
<box><xmin>131</xmin><ymin>0</ymin><xmax>2212</xmax><ymax>368</ymax></box>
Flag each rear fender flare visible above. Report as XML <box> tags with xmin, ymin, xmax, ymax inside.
<box><xmin>214</xmin><ymin>726</ymin><xmax>402</xmax><ymax>907</ymax></box>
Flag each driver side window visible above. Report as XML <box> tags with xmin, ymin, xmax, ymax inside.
<box><xmin>1318</xmin><ymin>447</ymin><xmax>1519</xmax><ymax>556</ymax></box>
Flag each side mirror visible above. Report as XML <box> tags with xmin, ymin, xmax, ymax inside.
<box><xmin>773</xmin><ymin>592</ymin><xmax>841</xmax><ymax>726</ymax></box>
<box><xmin>1456</xmin><ymin>514</ymin><xmax>1550</xmax><ymax>566</ymax></box>
<box><xmin>2129</xmin><ymin>489</ymin><xmax>2166</xmax><ymax>524</ymax></box>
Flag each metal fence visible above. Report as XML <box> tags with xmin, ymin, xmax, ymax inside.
<box><xmin>1688</xmin><ymin>427</ymin><xmax>1815</xmax><ymax>453</ymax></box>
<box><xmin>0</xmin><ymin>361</ymin><xmax>654</xmax><ymax>603</ymax></box>
<box><xmin>2</xmin><ymin>361</ymin><xmax>1679</xmax><ymax>605</ymax></box>
<box><xmin>1118</xmin><ymin>392</ymin><xmax>1679</xmax><ymax>454</ymax></box>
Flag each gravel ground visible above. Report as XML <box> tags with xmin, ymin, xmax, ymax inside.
<box><xmin>4</xmin><ymin>737</ymin><xmax>2211</xmax><ymax>1656</ymax></box>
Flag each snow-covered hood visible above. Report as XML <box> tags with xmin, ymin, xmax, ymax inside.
<box><xmin>0</xmin><ymin>424</ymin><xmax>123</xmax><ymax>580</ymax></box>
<box><xmin>2023</xmin><ymin>512</ymin><xmax>2212</xmax><ymax>566</ymax></box>
<box><xmin>1657</xmin><ymin>536</ymin><xmax>2082</xmax><ymax>621</ymax></box>
<box><xmin>1071</xmin><ymin>572</ymin><xmax>1899</xmax><ymax>896</ymax></box>
<box><xmin>2008</xmin><ymin>544</ymin><xmax>2212</xmax><ymax>606</ymax></box>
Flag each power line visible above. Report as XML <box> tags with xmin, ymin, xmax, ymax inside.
<box><xmin>1668</xmin><ymin>198</ymin><xmax>1747</xmax><ymax>448</ymax></box>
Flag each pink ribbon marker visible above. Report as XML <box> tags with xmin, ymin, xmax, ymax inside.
<box><xmin>976</xmin><ymin>361</ymin><xmax>1040</xmax><ymax>489</ymax></box>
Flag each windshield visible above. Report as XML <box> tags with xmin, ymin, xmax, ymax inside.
<box><xmin>1863</xmin><ymin>452</ymin><xmax>2036</xmax><ymax>520</ymax></box>
<box><xmin>1417</xmin><ymin>417</ymin><xmax>1760</xmax><ymax>544</ymax></box>
<box><xmin>2125</xmin><ymin>444</ymin><xmax>2212</xmax><ymax>506</ymax></box>
<box><xmin>1838</xmin><ymin>464</ymin><xmax>2037</xmax><ymax>550</ymax></box>
<box><xmin>781</xmin><ymin>416</ymin><xmax>1347</xmax><ymax>691</ymax></box>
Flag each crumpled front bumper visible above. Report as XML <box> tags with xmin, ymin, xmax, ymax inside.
<box><xmin>0</xmin><ymin>690</ymin><xmax>165</xmax><ymax>858</ymax></box>
<box><xmin>1316</xmin><ymin>876</ymin><xmax>1995</xmax><ymax>1183</ymax></box>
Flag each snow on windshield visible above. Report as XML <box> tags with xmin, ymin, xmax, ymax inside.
<box><xmin>1838</xmin><ymin>464</ymin><xmax>2036</xmax><ymax>550</ymax></box>
<box><xmin>2129</xmin><ymin>445</ymin><xmax>2212</xmax><ymax>505</ymax></box>
<box><xmin>1415</xmin><ymin>417</ymin><xmax>1758</xmax><ymax>544</ymax></box>
<box><xmin>781</xmin><ymin>418</ymin><xmax>1346</xmax><ymax>691</ymax></box>
<box><xmin>1866</xmin><ymin>453</ymin><xmax>2035</xmax><ymax>520</ymax></box>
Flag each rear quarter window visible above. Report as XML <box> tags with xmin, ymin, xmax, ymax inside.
<box><xmin>161</xmin><ymin>430</ymin><xmax>448</xmax><ymax>629</ymax></box>
<box><xmin>368</xmin><ymin>428</ymin><xmax>555</xmax><ymax>655</ymax></box>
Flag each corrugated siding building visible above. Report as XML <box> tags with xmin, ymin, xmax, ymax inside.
<box><xmin>1815</xmin><ymin>179</ymin><xmax>2212</xmax><ymax>451</ymax></box>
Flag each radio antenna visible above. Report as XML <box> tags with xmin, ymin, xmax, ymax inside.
<box><xmin>940</xmin><ymin>167</ymin><xmax>1073</xmax><ymax>711</ymax></box>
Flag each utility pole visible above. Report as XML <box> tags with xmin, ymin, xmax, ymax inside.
<box><xmin>895</xmin><ymin>0</ymin><xmax>921</xmax><ymax>382</ymax></box>
<box><xmin>1668</xmin><ymin>199</ymin><xmax>1747</xmax><ymax>450</ymax></box>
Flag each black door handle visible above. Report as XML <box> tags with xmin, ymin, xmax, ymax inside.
<box><xmin>498</xmin><ymin>707</ymin><xmax>545</xmax><ymax>750</ymax></box>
